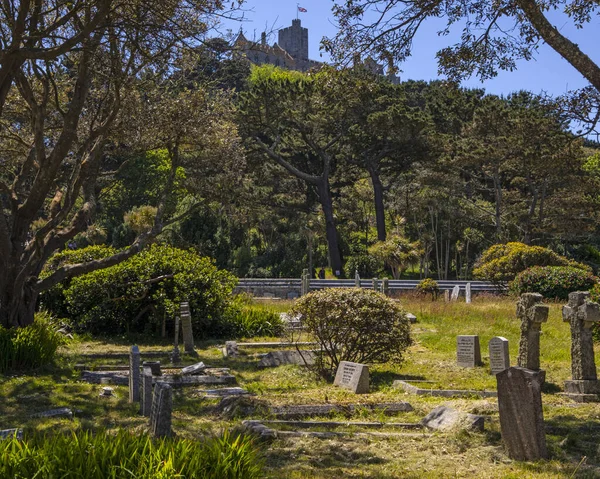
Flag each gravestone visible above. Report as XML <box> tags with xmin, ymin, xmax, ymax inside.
<box><xmin>381</xmin><ymin>278</ymin><xmax>389</xmax><ymax>296</ymax></box>
<box><xmin>333</xmin><ymin>361</ymin><xmax>369</xmax><ymax>394</ymax></box>
<box><xmin>180</xmin><ymin>302</ymin><xmax>195</xmax><ymax>354</ymax></box>
<box><xmin>421</xmin><ymin>406</ymin><xmax>484</xmax><ymax>432</ymax></box>
<box><xmin>372</xmin><ymin>277</ymin><xmax>379</xmax><ymax>292</ymax></box>
<box><xmin>181</xmin><ymin>361</ymin><xmax>206</xmax><ymax>375</ymax></box>
<box><xmin>150</xmin><ymin>382</ymin><xmax>173</xmax><ymax>438</ymax></box>
<box><xmin>143</xmin><ymin>361</ymin><xmax>161</xmax><ymax>376</ymax></box>
<box><xmin>406</xmin><ymin>313</ymin><xmax>417</xmax><ymax>324</ymax></box>
<box><xmin>496</xmin><ymin>367</ymin><xmax>547</xmax><ymax>461</ymax></box>
<box><xmin>517</xmin><ymin>293</ymin><xmax>549</xmax><ymax>372</ymax></box>
<box><xmin>223</xmin><ymin>341</ymin><xmax>239</xmax><ymax>357</ymax></box>
<box><xmin>456</xmin><ymin>335</ymin><xmax>482</xmax><ymax>367</ymax></box>
<box><xmin>450</xmin><ymin>285</ymin><xmax>460</xmax><ymax>301</ymax></box>
<box><xmin>258</xmin><ymin>350</ymin><xmax>316</xmax><ymax>367</ymax></box>
<box><xmin>488</xmin><ymin>337</ymin><xmax>510</xmax><ymax>375</ymax></box>
<box><xmin>141</xmin><ymin>366</ymin><xmax>153</xmax><ymax>417</ymax></box>
<box><xmin>563</xmin><ymin>291</ymin><xmax>600</xmax><ymax>397</ymax></box>
<box><xmin>465</xmin><ymin>283</ymin><xmax>472</xmax><ymax>304</ymax></box>
<box><xmin>171</xmin><ymin>316</ymin><xmax>181</xmax><ymax>364</ymax></box>
<box><xmin>355</xmin><ymin>270</ymin><xmax>360</xmax><ymax>287</ymax></box>
<box><xmin>129</xmin><ymin>345</ymin><xmax>140</xmax><ymax>403</ymax></box>
<box><xmin>444</xmin><ymin>290</ymin><xmax>450</xmax><ymax>302</ymax></box>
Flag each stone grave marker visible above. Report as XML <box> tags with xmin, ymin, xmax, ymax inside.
<box><xmin>465</xmin><ymin>283</ymin><xmax>472</xmax><ymax>304</ymax></box>
<box><xmin>372</xmin><ymin>277</ymin><xmax>379</xmax><ymax>292</ymax></box>
<box><xmin>496</xmin><ymin>367</ymin><xmax>547</xmax><ymax>461</ymax></box>
<box><xmin>180</xmin><ymin>302</ymin><xmax>195</xmax><ymax>354</ymax></box>
<box><xmin>333</xmin><ymin>361</ymin><xmax>369</xmax><ymax>394</ymax></box>
<box><xmin>181</xmin><ymin>361</ymin><xmax>206</xmax><ymax>375</ymax></box>
<box><xmin>171</xmin><ymin>316</ymin><xmax>181</xmax><ymax>364</ymax></box>
<box><xmin>141</xmin><ymin>366</ymin><xmax>153</xmax><ymax>417</ymax></box>
<box><xmin>382</xmin><ymin>278</ymin><xmax>389</xmax><ymax>296</ymax></box>
<box><xmin>488</xmin><ymin>337</ymin><xmax>510</xmax><ymax>375</ymax></box>
<box><xmin>406</xmin><ymin>313</ymin><xmax>417</xmax><ymax>324</ymax></box>
<box><xmin>421</xmin><ymin>406</ymin><xmax>484</xmax><ymax>432</ymax></box>
<box><xmin>150</xmin><ymin>382</ymin><xmax>173</xmax><ymax>438</ymax></box>
<box><xmin>444</xmin><ymin>289</ymin><xmax>450</xmax><ymax>302</ymax></box>
<box><xmin>223</xmin><ymin>341</ymin><xmax>239</xmax><ymax>357</ymax></box>
<box><xmin>355</xmin><ymin>270</ymin><xmax>360</xmax><ymax>287</ymax></box>
<box><xmin>450</xmin><ymin>285</ymin><xmax>460</xmax><ymax>301</ymax></box>
<box><xmin>456</xmin><ymin>335</ymin><xmax>482</xmax><ymax>368</ymax></box>
<box><xmin>517</xmin><ymin>293</ymin><xmax>549</xmax><ymax>372</ymax></box>
<box><xmin>258</xmin><ymin>350</ymin><xmax>316</xmax><ymax>368</ymax></box>
<box><xmin>129</xmin><ymin>345</ymin><xmax>140</xmax><ymax>403</ymax></box>
<box><xmin>563</xmin><ymin>291</ymin><xmax>600</xmax><ymax>398</ymax></box>
<box><xmin>142</xmin><ymin>361</ymin><xmax>161</xmax><ymax>376</ymax></box>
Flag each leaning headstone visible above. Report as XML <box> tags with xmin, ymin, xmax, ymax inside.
<box><xmin>129</xmin><ymin>345</ymin><xmax>141</xmax><ymax>403</ymax></box>
<box><xmin>456</xmin><ymin>335</ymin><xmax>482</xmax><ymax>367</ymax></box>
<box><xmin>180</xmin><ymin>302</ymin><xmax>195</xmax><ymax>354</ymax></box>
<box><xmin>141</xmin><ymin>366</ymin><xmax>153</xmax><ymax>417</ymax></box>
<box><xmin>465</xmin><ymin>283</ymin><xmax>472</xmax><ymax>304</ymax></box>
<box><xmin>181</xmin><ymin>362</ymin><xmax>206</xmax><ymax>375</ymax></box>
<box><xmin>496</xmin><ymin>367</ymin><xmax>547</xmax><ymax>461</ymax></box>
<box><xmin>258</xmin><ymin>350</ymin><xmax>316</xmax><ymax>368</ymax></box>
<box><xmin>223</xmin><ymin>341</ymin><xmax>239</xmax><ymax>357</ymax></box>
<box><xmin>421</xmin><ymin>406</ymin><xmax>484</xmax><ymax>432</ymax></box>
<box><xmin>143</xmin><ymin>361</ymin><xmax>161</xmax><ymax>376</ymax></box>
<box><xmin>450</xmin><ymin>285</ymin><xmax>460</xmax><ymax>301</ymax></box>
<box><xmin>489</xmin><ymin>337</ymin><xmax>510</xmax><ymax>375</ymax></box>
<box><xmin>517</xmin><ymin>293</ymin><xmax>549</xmax><ymax>372</ymax></box>
<box><xmin>333</xmin><ymin>361</ymin><xmax>369</xmax><ymax>394</ymax></box>
<box><xmin>150</xmin><ymin>382</ymin><xmax>173</xmax><ymax>438</ymax></box>
<box><xmin>563</xmin><ymin>291</ymin><xmax>600</xmax><ymax>398</ymax></box>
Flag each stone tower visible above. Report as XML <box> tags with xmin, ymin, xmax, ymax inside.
<box><xmin>278</xmin><ymin>19</ymin><xmax>308</xmax><ymax>60</ymax></box>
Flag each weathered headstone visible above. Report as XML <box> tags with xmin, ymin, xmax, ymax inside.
<box><xmin>450</xmin><ymin>285</ymin><xmax>460</xmax><ymax>301</ymax></box>
<box><xmin>563</xmin><ymin>291</ymin><xmax>600</xmax><ymax>397</ymax></box>
<box><xmin>465</xmin><ymin>283</ymin><xmax>472</xmax><ymax>304</ymax></box>
<box><xmin>496</xmin><ymin>367</ymin><xmax>547</xmax><ymax>461</ymax></box>
<box><xmin>381</xmin><ymin>278</ymin><xmax>389</xmax><ymax>296</ymax></box>
<box><xmin>489</xmin><ymin>336</ymin><xmax>510</xmax><ymax>375</ymax></box>
<box><xmin>258</xmin><ymin>350</ymin><xmax>316</xmax><ymax>367</ymax></box>
<box><xmin>150</xmin><ymin>382</ymin><xmax>173</xmax><ymax>438</ymax></box>
<box><xmin>142</xmin><ymin>361</ymin><xmax>161</xmax><ymax>376</ymax></box>
<box><xmin>141</xmin><ymin>366</ymin><xmax>153</xmax><ymax>417</ymax></box>
<box><xmin>223</xmin><ymin>341</ymin><xmax>239</xmax><ymax>357</ymax></box>
<box><xmin>333</xmin><ymin>361</ymin><xmax>369</xmax><ymax>394</ymax></box>
<box><xmin>129</xmin><ymin>345</ymin><xmax>140</xmax><ymax>403</ymax></box>
<box><xmin>181</xmin><ymin>361</ymin><xmax>206</xmax><ymax>375</ymax></box>
<box><xmin>444</xmin><ymin>289</ymin><xmax>450</xmax><ymax>302</ymax></box>
<box><xmin>180</xmin><ymin>302</ymin><xmax>195</xmax><ymax>354</ymax></box>
<box><xmin>456</xmin><ymin>335</ymin><xmax>482</xmax><ymax>367</ymax></box>
<box><xmin>171</xmin><ymin>316</ymin><xmax>181</xmax><ymax>364</ymax></box>
<box><xmin>517</xmin><ymin>293</ymin><xmax>549</xmax><ymax>372</ymax></box>
<box><xmin>406</xmin><ymin>313</ymin><xmax>417</xmax><ymax>324</ymax></box>
<box><xmin>301</xmin><ymin>269</ymin><xmax>310</xmax><ymax>296</ymax></box>
<box><xmin>372</xmin><ymin>277</ymin><xmax>379</xmax><ymax>292</ymax></box>
<box><xmin>355</xmin><ymin>270</ymin><xmax>360</xmax><ymax>288</ymax></box>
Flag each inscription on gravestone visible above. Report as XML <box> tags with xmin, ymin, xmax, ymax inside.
<box><xmin>457</xmin><ymin>335</ymin><xmax>482</xmax><ymax>368</ymax></box>
<box><xmin>333</xmin><ymin>361</ymin><xmax>369</xmax><ymax>394</ymax></box>
<box><xmin>489</xmin><ymin>337</ymin><xmax>510</xmax><ymax>375</ymax></box>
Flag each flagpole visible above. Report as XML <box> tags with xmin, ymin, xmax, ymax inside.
<box><xmin>296</xmin><ymin>3</ymin><xmax>299</xmax><ymax>19</ymax></box>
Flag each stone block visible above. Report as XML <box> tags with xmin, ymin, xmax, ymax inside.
<box><xmin>333</xmin><ymin>361</ymin><xmax>369</xmax><ymax>394</ymax></box>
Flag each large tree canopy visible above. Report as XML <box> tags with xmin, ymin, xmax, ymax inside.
<box><xmin>326</xmin><ymin>1</ymin><xmax>600</xmax><ymax>133</ymax></box>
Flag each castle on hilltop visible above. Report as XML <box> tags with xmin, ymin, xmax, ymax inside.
<box><xmin>234</xmin><ymin>18</ymin><xmax>399</xmax><ymax>82</ymax></box>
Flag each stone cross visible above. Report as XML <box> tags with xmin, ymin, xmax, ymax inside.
<box><xmin>355</xmin><ymin>270</ymin><xmax>360</xmax><ymax>288</ymax></box>
<box><xmin>129</xmin><ymin>345</ymin><xmax>140</xmax><ymax>403</ymax></box>
<box><xmin>465</xmin><ymin>283</ymin><xmax>472</xmax><ymax>304</ymax></box>
<box><xmin>496</xmin><ymin>367</ymin><xmax>547</xmax><ymax>461</ymax></box>
<box><xmin>456</xmin><ymin>335</ymin><xmax>482</xmax><ymax>367</ymax></box>
<box><xmin>180</xmin><ymin>302</ymin><xmax>195</xmax><ymax>354</ymax></box>
<box><xmin>450</xmin><ymin>285</ymin><xmax>460</xmax><ymax>301</ymax></box>
<box><xmin>516</xmin><ymin>293</ymin><xmax>549</xmax><ymax>371</ymax></box>
<box><xmin>141</xmin><ymin>366</ymin><xmax>153</xmax><ymax>417</ymax></box>
<box><xmin>150</xmin><ymin>382</ymin><xmax>173</xmax><ymax>438</ymax></box>
<box><xmin>488</xmin><ymin>336</ymin><xmax>510</xmax><ymax>375</ymax></box>
<box><xmin>171</xmin><ymin>316</ymin><xmax>181</xmax><ymax>364</ymax></box>
<box><xmin>563</xmin><ymin>291</ymin><xmax>600</xmax><ymax>396</ymax></box>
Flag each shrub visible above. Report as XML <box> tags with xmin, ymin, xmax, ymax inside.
<box><xmin>0</xmin><ymin>313</ymin><xmax>65</xmax><ymax>373</ymax></box>
<box><xmin>0</xmin><ymin>429</ymin><xmax>263</xmax><ymax>478</ymax></box>
<box><xmin>415</xmin><ymin>278</ymin><xmax>440</xmax><ymax>300</ymax></box>
<box><xmin>290</xmin><ymin>288</ymin><xmax>412</xmax><ymax>379</ymax></box>
<box><xmin>45</xmin><ymin>244</ymin><xmax>237</xmax><ymax>338</ymax></box>
<box><xmin>226</xmin><ymin>306</ymin><xmax>285</xmax><ymax>338</ymax></box>
<box><xmin>473</xmin><ymin>242</ymin><xmax>590</xmax><ymax>282</ymax></box>
<box><xmin>344</xmin><ymin>254</ymin><xmax>380</xmax><ymax>278</ymax></box>
<box><xmin>510</xmin><ymin>266</ymin><xmax>598</xmax><ymax>300</ymax></box>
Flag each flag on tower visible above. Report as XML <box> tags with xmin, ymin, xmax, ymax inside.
<box><xmin>298</xmin><ymin>6</ymin><xmax>307</xmax><ymax>12</ymax></box>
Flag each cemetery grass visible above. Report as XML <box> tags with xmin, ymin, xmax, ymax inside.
<box><xmin>1</xmin><ymin>297</ymin><xmax>600</xmax><ymax>477</ymax></box>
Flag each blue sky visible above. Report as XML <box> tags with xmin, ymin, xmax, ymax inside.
<box><xmin>222</xmin><ymin>0</ymin><xmax>598</xmax><ymax>99</ymax></box>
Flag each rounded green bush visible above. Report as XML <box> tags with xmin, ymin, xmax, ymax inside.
<box><xmin>473</xmin><ymin>242</ymin><xmax>590</xmax><ymax>282</ymax></box>
<box><xmin>290</xmin><ymin>288</ymin><xmax>412</xmax><ymax>379</ymax></box>
<box><xmin>415</xmin><ymin>278</ymin><xmax>440</xmax><ymax>300</ymax></box>
<box><xmin>510</xmin><ymin>266</ymin><xmax>598</xmax><ymax>300</ymax></box>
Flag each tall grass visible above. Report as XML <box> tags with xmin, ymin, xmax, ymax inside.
<box><xmin>0</xmin><ymin>429</ymin><xmax>263</xmax><ymax>478</ymax></box>
<box><xmin>0</xmin><ymin>314</ymin><xmax>65</xmax><ymax>373</ymax></box>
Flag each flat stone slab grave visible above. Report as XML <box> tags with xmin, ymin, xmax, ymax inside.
<box><xmin>333</xmin><ymin>361</ymin><xmax>370</xmax><ymax>394</ymax></box>
<box><xmin>393</xmin><ymin>380</ymin><xmax>497</xmax><ymax>398</ymax></box>
<box><xmin>196</xmin><ymin>387</ymin><xmax>251</xmax><ymax>398</ymax></box>
<box><xmin>81</xmin><ymin>370</ymin><xmax>235</xmax><ymax>387</ymax></box>
<box><xmin>258</xmin><ymin>350</ymin><xmax>317</xmax><ymax>367</ymax></box>
<box><xmin>270</xmin><ymin>402</ymin><xmax>414</xmax><ymax>419</ymax></box>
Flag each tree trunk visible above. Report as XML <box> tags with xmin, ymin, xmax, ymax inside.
<box><xmin>317</xmin><ymin>181</ymin><xmax>344</xmax><ymax>278</ymax></box>
<box><xmin>0</xmin><ymin>276</ymin><xmax>38</xmax><ymax>329</ymax></box>
<box><xmin>368</xmin><ymin>165</ymin><xmax>387</xmax><ymax>241</ymax></box>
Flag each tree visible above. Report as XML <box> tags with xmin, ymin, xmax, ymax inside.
<box><xmin>0</xmin><ymin>1</ymin><xmax>240</xmax><ymax>328</ymax></box>
<box><xmin>368</xmin><ymin>233</ymin><xmax>421</xmax><ymax>279</ymax></box>
<box><xmin>326</xmin><ymin>1</ymin><xmax>600</xmax><ymax>133</ymax></box>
